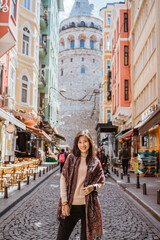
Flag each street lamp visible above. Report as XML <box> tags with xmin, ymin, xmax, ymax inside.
<box><xmin>0</xmin><ymin>0</ymin><xmax>9</xmax><ymax>12</ymax></box>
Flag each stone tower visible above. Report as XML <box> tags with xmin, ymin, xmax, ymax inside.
<box><xmin>58</xmin><ymin>0</ymin><xmax>103</xmax><ymax>148</ymax></box>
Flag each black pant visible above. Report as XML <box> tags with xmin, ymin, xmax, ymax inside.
<box><xmin>56</xmin><ymin>205</ymin><xmax>86</xmax><ymax>240</ymax></box>
<box><xmin>122</xmin><ymin>159</ymin><xmax>128</xmax><ymax>175</ymax></box>
<box><xmin>60</xmin><ymin>162</ymin><xmax>64</xmax><ymax>173</ymax></box>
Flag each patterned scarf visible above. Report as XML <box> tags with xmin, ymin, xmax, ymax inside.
<box><xmin>57</xmin><ymin>153</ymin><xmax>105</xmax><ymax>240</ymax></box>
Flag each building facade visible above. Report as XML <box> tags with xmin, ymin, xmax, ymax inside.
<box><xmin>38</xmin><ymin>0</ymin><xmax>63</xmax><ymax>130</ymax></box>
<box><xmin>131</xmin><ymin>0</ymin><xmax>160</xmax><ymax>171</ymax></box>
<box><xmin>58</xmin><ymin>0</ymin><xmax>103</xmax><ymax>147</ymax></box>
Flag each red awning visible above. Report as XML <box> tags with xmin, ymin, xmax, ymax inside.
<box><xmin>26</xmin><ymin>126</ymin><xmax>51</xmax><ymax>141</ymax></box>
<box><xmin>118</xmin><ymin>129</ymin><xmax>134</xmax><ymax>141</ymax></box>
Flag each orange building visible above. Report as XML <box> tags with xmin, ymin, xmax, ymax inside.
<box><xmin>109</xmin><ymin>2</ymin><xmax>131</xmax><ymax>132</ymax></box>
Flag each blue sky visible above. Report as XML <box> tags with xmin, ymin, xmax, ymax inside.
<box><xmin>59</xmin><ymin>0</ymin><xmax>123</xmax><ymax>22</ymax></box>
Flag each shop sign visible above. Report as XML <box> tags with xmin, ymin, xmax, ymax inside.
<box><xmin>142</xmin><ymin>106</ymin><xmax>154</xmax><ymax>121</ymax></box>
<box><xmin>6</xmin><ymin>124</ymin><xmax>16</xmax><ymax>134</ymax></box>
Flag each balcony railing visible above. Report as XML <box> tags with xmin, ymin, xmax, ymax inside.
<box><xmin>39</xmin><ymin>42</ymin><xmax>47</xmax><ymax>58</ymax></box>
<box><xmin>59</xmin><ymin>22</ymin><xmax>102</xmax><ymax>33</ymax></box>
<box><xmin>38</xmin><ymin>69</ymin><xmax>46</xmax><ymax>87</ymax></box>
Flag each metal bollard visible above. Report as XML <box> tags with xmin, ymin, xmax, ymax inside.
<box><xmin>136</xmin><ymin>173</ymin><xmax>140</xmax><ymax>188</ymax></box>
<box><xmin>43</xmin><ymin>168</ymin><xmax>45</xmax><ymax>175</ymax></box>
<box><xmin>157</xmin><ymin>190</ymin><xmax>160</xmax><ymax>204</ymax></box>
<box><xmin>116</xmin><ymin>170</ymin><xmax>119</xmax><ymax>177</ymax></box>
<box><xmin>143</xmin><ymin>183</ymin><xmax>147</xmax><ymax>195</ymax></box>
<box><xmin>33</xmin><ymin>172</ymin><xmax>36</xmax><ymax>181</ymax></box>
<box><xmin>121</xmin><ymin>173</ymin><xmax>123</xmax><ymax>180</ymax></box>
<box><xmin>27</xmin><ymin>175</ymin><xmax>29</xmax><ymax>185</ymax></box>
<box><xmin>127</xmin><ymin>174</ymin><xmax>130</xmax><ymax>183</ymax></box>
<box><xmin>4</xmin><ymin>184</ymin><xmax>8</xmax><ymax>199</ymax></box>
<box><xmin>39</xmin><ymin>170</ymin><xmax>41</xmax><ymax>177</ymax></box>
<box><xmin>18</xmin><ymin>179</ymin><xmax>21</xmax><ymax>190</ymax></box>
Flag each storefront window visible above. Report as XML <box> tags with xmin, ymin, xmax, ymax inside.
<box><xmin>154</xmin><ymin>133</ymin><xmax>157</xmax><ymax>147</ymax></box>
<box><xmin>149</xmin><ymin>135</ymin><xmax>152</xmax><ymax>148</ymax></box>
<box><xmin>142</xmin><ymin>134</ymin><xmax>148</xmax><ymax>147</ymax></box>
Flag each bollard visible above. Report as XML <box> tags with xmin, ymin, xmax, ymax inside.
<box><xmin>116</xmin><ymin>170</ymin><xmax>119</xmax><ymax>177</ymax></box>
<box><xmin>136</xmin><ymin>173</ymin><xmax>140</xmax><ymax>188</ymax></box>
<box><xmin>127</xmin><ymin>174</ymin><xmax>130</xmax><ymax>183</ymax></box>
<box><xmin>143</xmin><ymin>183</ymin><xmax>147</xmax><ymax>195</ymax></box>
<box><xmin>39</xmin><ymin>170</ymin><xmax>41</xmax><ymax>177</ymax></box>
<box><xmin>121</xmin><ymin>173</ymin><xmax>123</xmax><ymax>180</ymax></box>
<box><xmin>33</xmin><ymin>172</ymin><xmax>36</xmax><ymax>181</ymax></box>
<box><xmin>43</xmin><ymin>168</ymin><xmax>45</xmax><ymax>175</ymax></box>
<box><xmin>4</xmin><ymin>184</ymin><xmax>8</xmax><ymax>199</ymax></box>
<box><xmin>111</xmin><ymin>166</ymin><xmax>113</xmax><ymax>172</ymax></box>
<box><xmin>18</xmin><ymin>179</ymin><xmax>21</xmax><ymax>190</ymax></box>
<box><xmin>157</xmin><ymin>190</ymin><xmax>160</xmax><ymax>204</ymax></box>
<box><xmin>27</xmin><ymin>175</ymin><xmax>29</xmax><ymax>185</ymax></box>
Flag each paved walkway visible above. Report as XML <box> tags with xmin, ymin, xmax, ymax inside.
<box><xmin>109</xmin><ymin>167</ymin><xmax>160</xmax><ymax>222</ymax></box>
<box><xmin>0</xmin><ymin>163</ymin><xmax>58</xmax><ymax>217</ymax></box>
<box><xmin>0</xmin><ymin>171</ymin><xmax>159</xmax><ymax>240</ymax></box>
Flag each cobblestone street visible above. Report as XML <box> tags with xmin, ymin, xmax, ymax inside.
<box><xmin>0</xmin><ymin>171</ymin><xmax>159</xmax><ymax>240</ymax></box>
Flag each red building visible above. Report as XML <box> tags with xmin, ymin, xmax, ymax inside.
<box><xmin>110</xmin><ymin>2</ymin><xmax>131</xmax><ymax>132</ymax></box>
<box><xmin>0</xmin><ymin>0</ymin><xmax>18</xmax><ymax>105</ymax></box>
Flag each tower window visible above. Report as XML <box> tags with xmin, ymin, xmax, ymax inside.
<box><xmin>90</xmin><ymin>40</ymin><xmax>94</xmax><ymax>49</ymax></box>
<box><xmin>81</xmin><ymin>67</ymin><xmax>85</xmax><ymax>73</ymax></box>
<box><xmin>71</xmin><ymin>40</ymin><xmax>74</xmax><ymax>49</ymax></box>
<box><xmin>80</xmin><ymin>39</ymin><xmax>84</xmax><ymax>48</ymax></box>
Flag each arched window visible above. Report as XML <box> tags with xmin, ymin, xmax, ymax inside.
<box><xmin>80</xmin><ymin>21</ymin><xmax>85</xmax><ymax>27</ymax></box>
<box><xmin>90</xmin><ymin>40</ymin><xmax>94</xmax><ymax>49</ymax></box>
<box><xmin>22</xmin><ymin>27</ymin><xmax>30</xmax><ymax>55</ymax></box>
<box><xmin>21</xmin><ymin>75</ymin><xmax>28</xmax><ymax>103</ymax></box>
<box><xmin>71</xmin><ymin>40</ymin><xmax>74</xmax><ymax>49</ymax></box>
<box><xmin>90</xmin><ymin>22</ymin><xmax>94</xmax><ymax>28</ymax></box>
<box><xmin>80</xmin><ymin>39</ymin><xmax>84</xmax><ymax>48</ymax></box>
<box><xmin>81</xmin><ymin>67</ymin><xmax>85</xmax><ymax>73</ymax></box>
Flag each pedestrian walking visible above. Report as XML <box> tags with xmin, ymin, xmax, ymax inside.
<box><xmin>96</xmin><ymin>147</ymin><xmax>102</xmax><ymax>166</ymax></box>
<box><xmin>57</xmin><ymin>130</ymin><xmax>105</xmax><ymax>240</ymax></box>
<box><xmin>58</xmin><ymin>149</ymin><xmax>66</xmax><ymax>173</ymax></box>
<box><xmin>119</xmin><ymin>143</ymin><xmax>130</xmax><ymax>175</ymax></box>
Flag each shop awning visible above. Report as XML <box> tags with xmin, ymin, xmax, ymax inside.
<box><xmin>96</xmin><ymin>122</ymin><xmax>118</xmax><ymax>133</ymax></box>
<box><xmin>115</xmin><ymin>129</ymin><xmax>131</xmax><ymax>140</ymax></box>
<box><xmin>54</xmin><ymin>133</ymin><xmax>66</xmax><ymax>141</ymax></box>
<box><xmin>118</xmin><ymin>129</ymin><xmax>138</xmax><ymax>141</ymax></box>
<box><xmin>26</xmin><ymin>126</ymin><xmax>51</xmax><ymax>141</ymax></box>
<box><xmin>138</xmin><ymin>107</ymin><xmax>160</xmax><ymax>135</ymax></box>
<box><xmin>0</xmin><ymin>108</ymin><xmax>26</xmax><ymax>130</ymax></box>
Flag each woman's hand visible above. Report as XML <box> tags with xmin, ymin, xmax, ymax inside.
<box><xmin>82</xmin><ymin>185</ymin><xmax>94</xmax><ymax>196</ymax></box>
<box><xmin>62</xmin><ymin>204</ymin><xmax>70</xmax><ymax>217</ymax></box>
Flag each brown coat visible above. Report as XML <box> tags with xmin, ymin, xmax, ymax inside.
<box><xmin>57</xmin><ymin>153</ymin><xmax>105</xmax><ymax>240</ymax></box>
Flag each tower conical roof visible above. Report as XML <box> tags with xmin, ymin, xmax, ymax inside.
<box><xmin>69</xmin><ymin>0</ymin><xmax>94</xmax><ymax>17</ymax></box>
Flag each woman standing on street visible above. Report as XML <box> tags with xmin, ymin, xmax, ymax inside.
<box><xmin>57</xmin><ymin>130</ymin><xmax>105</xmax><ymax>240</ymax></box>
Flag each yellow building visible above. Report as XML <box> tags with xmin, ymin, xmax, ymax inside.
<box><xmin>15</xmin><ymin>0</ymin><xmax>40</xmax><ymax>115</ymax></box>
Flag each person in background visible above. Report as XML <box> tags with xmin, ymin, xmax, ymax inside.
<box><xmin>57</xmin><ymin>130</ymin><xmax>105</xmax><ymax>240</ymax></box>
<box><xmin>96</xmin><ymin>147</ymin><xmax>102</xmax><ymax>166</ymax></box>
<box><xmin>119</xmin><ymin>143</ymin><xmax>130</xmax><ymax>175</ymax></box>
<box><xmin>58</xmin><ymin>149</ymin><xmax>66</xmax><ymax>173</ymax></box>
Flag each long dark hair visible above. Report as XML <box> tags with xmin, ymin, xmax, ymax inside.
<box><xmin>72</xmin><ymin>130</ymin><xmax>96</xmax><ymax>164</ymax></box>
